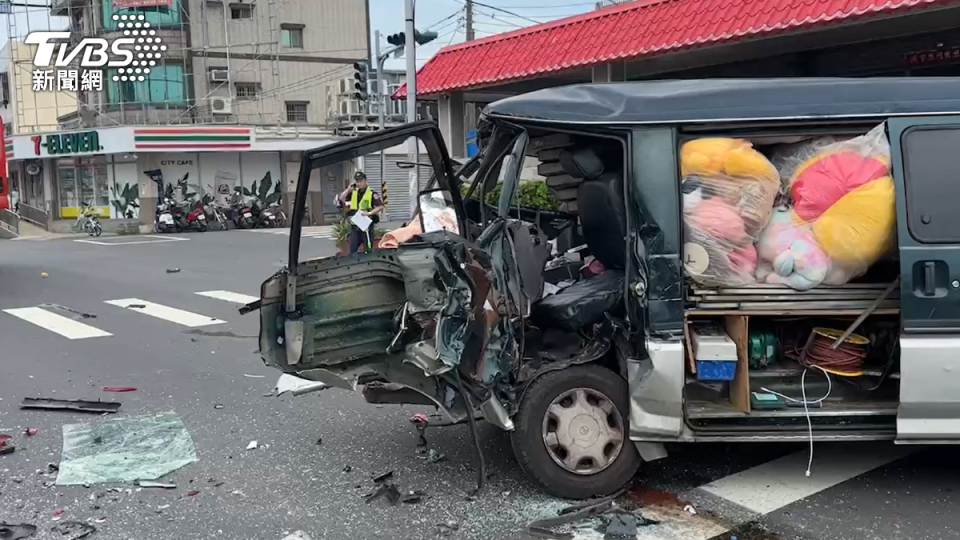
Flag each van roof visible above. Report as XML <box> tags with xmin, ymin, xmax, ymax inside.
<box><xmin>483</xmin><ymin>78</ymin><xmax>960</xmax><ymax>125</ymax></box>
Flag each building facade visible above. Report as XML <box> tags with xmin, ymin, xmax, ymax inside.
<box><xmin>5</xmin><ymin>0</ymin><xmax>370</xmax><ymax>229</ymax></box>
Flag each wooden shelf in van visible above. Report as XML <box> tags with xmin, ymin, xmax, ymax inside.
<box><xmin>686</xmin><ymin>308</ymin><xmax>900</xmax><ymax>317</ymax></box>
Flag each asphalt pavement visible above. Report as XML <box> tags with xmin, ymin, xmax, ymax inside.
<box><xmin>1</xmin><ymin>229</ymin><xmax>959</xmax><ymax>540</ymax></box>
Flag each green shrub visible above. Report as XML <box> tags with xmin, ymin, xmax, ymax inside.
<box><xmin>460</xmin><ymin>180</ymin><xmax>560</xmax><ymax>210</ymax></box>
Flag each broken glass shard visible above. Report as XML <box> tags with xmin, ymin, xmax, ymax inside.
<box><xmin>56</xmin><ymin>412</ymin><xmax>197</xmax><ymax>486</ymax></box>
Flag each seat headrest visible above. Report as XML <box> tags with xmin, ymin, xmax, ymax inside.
<box><xmin>559</xmin><ymin>148</ymin><xmax>604</xmax><ymax>180</ymax></box>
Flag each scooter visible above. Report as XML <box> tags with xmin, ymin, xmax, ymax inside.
<box><xmin>184</xmin><ymin>201</ymin><xmax>208</xmax><ymax>232</ymax></box>
<box><xmin>156</xmin><ymin>197</ymin><xmax>178</xmax><ymax>233</ymax></box>
<box><xmin>256</xmin><ymin>202</ymin><xmax>278</xmax><ymax>228</ymax></box>
<box><xmin>268</xmin><ymin>201</ymin><xmax>287</xmax><ymax>228</ymax></box>
<box><xmin>234</xmin><ymin>200</ymin><xmax>255</xmax><ymax>229</ymax></box>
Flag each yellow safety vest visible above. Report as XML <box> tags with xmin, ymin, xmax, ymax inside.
<box><xmin>350</xmin><ymin>188</ymin><xmax>373</xmax><ymax>211</ymax></box>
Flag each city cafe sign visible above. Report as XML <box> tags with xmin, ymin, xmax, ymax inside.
<box><xmin>31</xmin><ymin>131</ymin><xmax>104</xmax><ymax>156</ymax></box>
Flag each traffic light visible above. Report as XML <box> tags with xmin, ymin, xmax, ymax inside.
<box><xmin>386</xmin><ymin>30</ymin><xmax>438</xmax><ymax>48</ymax></box>
<box><xmin>352</xmin><ymin>61</ymin><xmax>368</xmax><ymax>102</ymax></box>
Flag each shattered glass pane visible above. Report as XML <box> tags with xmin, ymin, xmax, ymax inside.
<box><xmin>56</xmin><ymin>412</ymin><xmax>197</xmax><ymax>486</ymax></box>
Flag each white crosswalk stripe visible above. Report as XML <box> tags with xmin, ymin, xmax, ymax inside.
<box><xmin>105</xmin><ymin>298</ymin><xmax>226</xmax><ymax>327</ymax></box>
<box><xmin>196</xmin><ymin>290</ymin><xmax>259</xmax><ymax>304</ymax></box>
<box><xmin>246</xmin><ymin>226</ymin><xmax>334</xmax><ymax>239</ymax></box>
<box><xmin>3</xmin><ymin>307</ymin><xmax>112</xmax><ymax>340</ymax></box>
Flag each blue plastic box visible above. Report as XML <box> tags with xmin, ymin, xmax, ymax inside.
<box><xmin>695</xmin><ymin>359</ymin><xmax>738</xmax><ymax>381</ymax></box>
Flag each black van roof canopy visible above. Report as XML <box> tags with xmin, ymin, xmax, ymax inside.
<box><xmin>483</xmin><ymin>78</ymin><xmax>960</xmax><ymax>126</ymax></box>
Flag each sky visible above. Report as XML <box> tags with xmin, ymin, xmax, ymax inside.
<box><xmin>368</xmin><ymin>0</ymin><xmax>601</xmax><ymax>70</ymax></box>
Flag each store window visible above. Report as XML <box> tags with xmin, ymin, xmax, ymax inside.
<box><xmin>101</xmin><ymin>0</ymin><xmax>182</xmax><ymax>29</ymax></box>
<box><xmin>106</xmin><ymin>65</ymin><xmax>186</xmax><ymax>105</ymax></box>
<box><xmin>58</xmin><ymin>157</ymin><xmax>110</xmax><ymax>218</ymax></box>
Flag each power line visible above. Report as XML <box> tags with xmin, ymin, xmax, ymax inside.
<box><xmin>495</xmin><ymin>1</ymin><xmax>598</xmax><ymax>8</ymax></box>
<box><xmin>471</xmin><ymin>1</ymin><xmax>541</xmax><ymax>24</ymax></box>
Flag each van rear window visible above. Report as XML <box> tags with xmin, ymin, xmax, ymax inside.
<box><xmin>902</xmin><ymin>126</ymin><xmax>960</xmax><ymax>243</ymax></box>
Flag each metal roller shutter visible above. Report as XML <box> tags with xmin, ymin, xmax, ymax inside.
<box><xmin>364</xmin><ymin>152</ymin><xmax>423</xmax><ymax>223</ymax></box>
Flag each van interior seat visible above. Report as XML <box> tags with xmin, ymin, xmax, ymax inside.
<box><xmin>530</xmin><ymin>148</ymin><xmax>628</xmax><ymax>331</ymax></box>
<box><xmin>562</xmin><ymin>147</ymin><xmax>627</xmax><ymax>271</ymax></box>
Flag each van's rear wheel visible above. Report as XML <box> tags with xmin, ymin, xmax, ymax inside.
<box><xmin>510</xmin><ymin>365</ymin><xmax>640</xmax><ymax>499</ymax></box>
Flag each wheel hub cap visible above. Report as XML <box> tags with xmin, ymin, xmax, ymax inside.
<box><xmin>542</xmin><ymin>387</ymin><xmax>625</xmax><ymax>476</ymax></box>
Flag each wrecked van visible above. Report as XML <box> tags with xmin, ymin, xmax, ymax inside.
<box><xmin>252</xmin><ymin>78</ymin><xmax>960</xmax><ymax>500</ymax></box>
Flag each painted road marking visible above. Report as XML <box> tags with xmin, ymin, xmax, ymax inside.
<box><xmin>105</xmin><ymin>298</ymin><xmax>226</xmax><ymax>327</ymax></box>
<box><xmin>247</xmin><ymin>226</ymin><xmax>333</xmax><ymax>239</ymax></box>
<box><xmin>196</xmin><ymin>290</ymin><xmax>258</xmax><ymax>304</ymax></box>
<box><xmin>3</xmin><ymin>307</ymin><xmax>112</xmax><ymax>340</ymax></box>
<box><xmin>697</xmin><ymin>443</ymin><xmax>913</xmax><ymax>515</ymax></box>
<box><xmin>74</xmin><ymin>235</ymin><xmax>189</xmax><ymax>246</ymax></box>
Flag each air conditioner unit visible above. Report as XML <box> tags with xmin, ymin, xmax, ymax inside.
<box><xmin>209</xmin><ymin>97</ymin><xmax>233</xmax><ymax>115</ymax></box>
<box><xmin>338</xmin><ymin>78</ymin><xmax>353</xmax><ymax>95</ymax></box>
<box><xmin>209</xmin><ymin>69</ymin><xmax>229</xmax><ymax>82</ymax></box>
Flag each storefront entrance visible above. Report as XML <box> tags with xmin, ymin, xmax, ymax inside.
<box><xmin>56</xmin><ymin>157</ymin><xmax>110</xmax><ymax>218</ymax></box>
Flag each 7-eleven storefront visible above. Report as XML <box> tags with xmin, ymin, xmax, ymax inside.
<box><xmin>6</xmin><ymin>126</ymin><xmax>341</xmax><ymax>232</ymax></box>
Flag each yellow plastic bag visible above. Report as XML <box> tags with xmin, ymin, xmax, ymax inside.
<box><xmin>812</xmin><ymin>176</ymin><xmax>896</xmax><ymax>272</ymax></box>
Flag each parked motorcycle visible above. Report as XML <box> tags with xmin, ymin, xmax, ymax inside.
<box><xmin>256</xmin><ymin>201</ymin><xmax>279</xmax><ymax>228</ymax></box>
<box><xmin>234</xmin><ymin>200</ymin><xmax>255</xmax><ymax>229</ymax></box>
<box><xmin>268</xmin><ymin>201</ymin><xmax>287</xmax><ymax>228</ymax></box>
<box><xmin>156</xmin><ymin>197</ymin><xmax>178</xmax><ymax>233</ymax></box>
<box><xmin>184</xmin><ymin>201</ymin><xmax>208</xmax><ymax>232</ymax></box>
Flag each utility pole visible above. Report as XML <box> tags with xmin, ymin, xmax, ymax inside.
<box><xmin>465</xmin><ymin>0</ymin><xmax>475</xmax><ymax>41</ymax></box>
<box><xmin>375</xmin><ymin>30</ymin><xmax>387</xmax><ymax>208</ymax></box>
<box><xmin>404</xmin><ymin>0</ymin><xmax>418</xmax><ymax>217</ymax></box>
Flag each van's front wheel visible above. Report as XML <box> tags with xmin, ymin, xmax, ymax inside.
<box><xmin>511</xmin><ymin>365</ymin><xmax>640</xmax><ymax>499</ymax></box>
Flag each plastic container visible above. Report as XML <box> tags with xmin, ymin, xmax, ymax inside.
<box><xmin>695</xmin><ymin>359</ymin><xmax>738</xmax><ymax>381</ymax></box>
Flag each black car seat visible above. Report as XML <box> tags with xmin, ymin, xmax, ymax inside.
<box><xmin>531</xmin><ymin>147</ymin><xmax>627</xmax><ymax>330</ymax></box>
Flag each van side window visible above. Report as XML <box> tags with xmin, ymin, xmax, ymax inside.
<box><xmin>903</xmin><ymin>126</ymin><xmax>960</xmax><ymax>243</ymax></box>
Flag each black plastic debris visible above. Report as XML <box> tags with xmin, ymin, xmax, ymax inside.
<box><xmin>0</xmin><ymin>445</ymin><xmax>14</xmax><ymax>456</ymax></box>
<box><xmin>315</xmin><ymin>438</ymin><xmax>322</xmax><ymax>446</ymax></box>
<box><xmin>525</xmin><ymin>488</ymin><xmax>628</xmax><ymax>540</ymax></box>
<box><xmin>422</xmin><ymin>449</ymin><xmax>447</xmax><ymax>464</ymax></box>
<box><xmin>401</xmin><ymin>490</ymin><xmax>426</xmax><ymax>504</ymax></box>
<box><xmin>364</xmin><ymin>482</ymin><xmax>401</xmax><ymax>505</ymax></box>
<box><xmin>0</xmin><ymin>522</ymin><xmax>37</xmax><ymax>540</ymax></box>
<box><xmin>20</xmin><ymin>398</ymin><xmax>120</xmax><ymax>414</ymax></box>
<box><xmin>51</xmin><ymin>521</ymin><xmax>96</xmax><ymax>540</ymax></box>
<box><xmin>372</xmin><ymin>471</ymin><xmax>394</xmax><ymax>484</ymax></box>
<box><xmin>166</xmin><ymin>268</ymin><xmax>181</xmax><ymax>274</ymax></box>
<box><xmin>342</xmin><ymin>465</ymin><xmax>353</xmax><ymax>473</ymax></box>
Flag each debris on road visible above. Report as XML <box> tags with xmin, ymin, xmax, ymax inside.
<box><xmin>684</xmin><ymin>504</ymin><xmax>698</xmax><ymax>515</ymax></box>
<box><xmin>401</xmin><ymin>490</ymin><xmax>426</xmax><ymax>504</ymax></box>
<box><xmin>410</xmin><ymin>413</ymin><xmax>429</xmax><ymax>451</ymax></box>
<box><xmin>51</xmin><ymin>509</ymin><xmax>65</xmax><ymax>520</ymax></box>
<box><xmin>0</xmin><ymin>434</ymin><xmax>15</xmax><ymax>456</ymax></box>
<box><xmin>23</xmin><ymin>428</ymin><xmax>39</xmax><ymax>437</ymax></box>
<box><xmin>124</xmin><ymin>304</ymin><xmax>146</xmax><ymax>309</ymax></box>
<box><xmin>281</xmin><ymin>532</ymin><xmax>312</xmax><ymax>540</ymax></box>
<box><xmin>243</xmin><ymin>374</ymin><xmax>266</xmax><ymax>379</ymax></box>
<box><xmin>274</xmin><ymin>374</ymin><xmax>326</xmax><ymax>397</ymax></box>
<box><xmin>41</xmin><ymin>272</ymin><xmax>49</xmax><ymax>278</ymax></box>
<box><xmin>420</xmin><ymin>448</ymin><xmax>447</xmax><ymax>464</ymax></box>
<box><xmin>246</xmin><ymin>441</ymin><xmax>258</xmax><ymax>450</ymax></box>
<box><xmin>0</xmin><ymin>522</ymin><xmax>37</xmax><ymax>540</ymax></box>
<box><xmin>187</xmin><ymin>489</ymin><xmax>201</xmax><ymax>497</ymax></box>
<box><xmin>102</xmin><ymin>387</ymin><xmax>136</xmax><ymax>393</ymax></box>
<box><xmin>50</xmin><ymin>521</ymin><xmax>96</xmax><ymax>540</ymax></box>
<box><xmin>342</xmin><ymin>465</ymin><xmax>352</xmax><ymax>473</ymax></box>
<box><xmin>314</xmin><ymin>437</ymin><xmax>322</xmax><ymax>445</ymax></box>
<box><xmin>364</xmin><ymin>482</ymin><xmax>401</xmax><ymax>505</ymax></box>
<box><xmin>213</xmin><ymin>404</ymin><xmax>224</xmax><ymax>410</ymax></box>
<box><xmin>525</xmin><ymin>488</ymin><xmax>630</xmax><ymax>540</ymax></box>
<box><xmin>437</xmin><ymin>520</ymin><xmax>459</xmax><ymax>537</ymax></box>
<box><xmin>137</xmin><ymin>481</ymin><xmax>176</xmax><ymax>489</ymax></box>
<box><xmin>21</xmin><ymin>398</ymin><xmax>121</xmax><ymax>414</ymax></box>
<box><xmin>166</xmin><ymin>268</ymin><xmax>180</xmax><ymax>274</ymax></box>
<box><xmin>372</xmin><ymin>470</ymin><xmax>394</xmax><ymax>484</ymax></box>
<box><xmin>57</xmin><ymin>412</ymin><xmax>197</xmax><ymax>486</ymax></box>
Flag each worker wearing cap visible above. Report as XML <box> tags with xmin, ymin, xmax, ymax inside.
<box><xmin>338</xmin><ymin>171</ymin><xmax>383</xmax><ymax>253</ymax></box>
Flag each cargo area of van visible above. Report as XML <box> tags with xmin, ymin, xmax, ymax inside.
<box><xmin>524</xmin><ymin>121</ymin><xmax>903</xmax><ymax>437</ymax></box>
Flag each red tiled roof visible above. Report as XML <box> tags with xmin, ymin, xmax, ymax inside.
<box><xmin>394</xmin><ymin>0</ymin><xmax>950</xmax><ymax>98</ymax></box>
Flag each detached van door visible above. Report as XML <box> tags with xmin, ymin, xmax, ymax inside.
<box><xmin>889</xmin><ymin>116</ymin><xmax>960</xmax><ymax>443</ymax></box>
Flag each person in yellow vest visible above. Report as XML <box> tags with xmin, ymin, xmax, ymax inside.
<box><xmin>337</xmin><ymin>171</ymin><xmax>383</xmax><ymax>253</ymax></box>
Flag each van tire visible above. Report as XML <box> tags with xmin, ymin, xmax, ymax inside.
<box><xmin>510</xmin><ymin>365</ymin><xmax>640</xmax><ymax>500</ymax></box>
